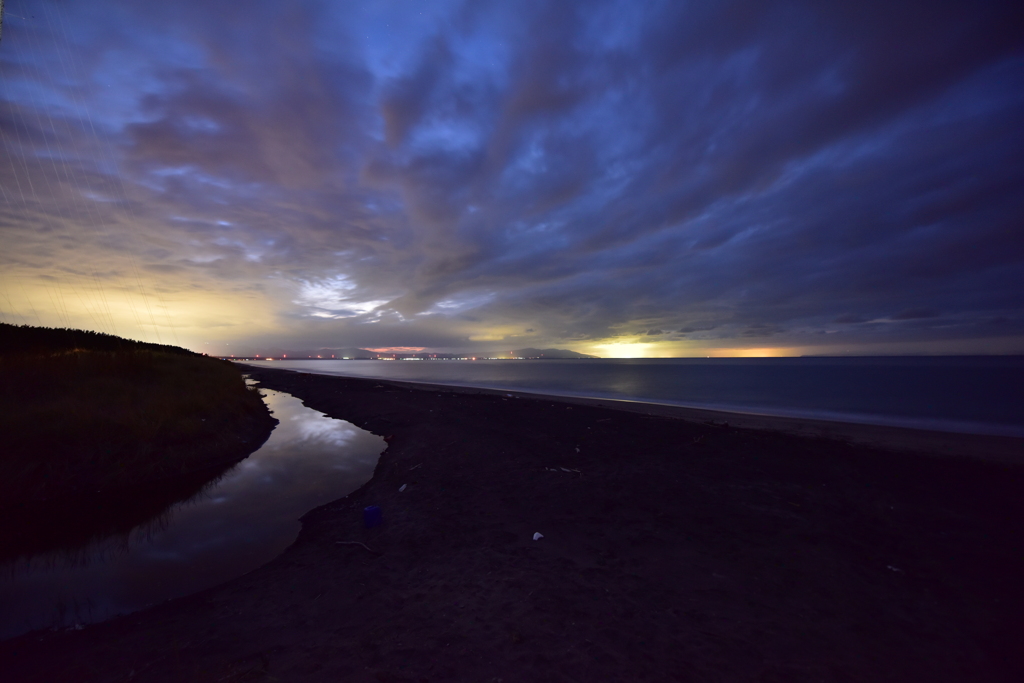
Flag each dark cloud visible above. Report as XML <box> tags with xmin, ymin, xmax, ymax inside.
<box><xmin>891</xmin><ymin>308</ymin><xmax>940</xmax><ymax>321</ymax></box>
<box><xmin>679</xmin><ymin>323</ymin><xmax>719</xmax><ymax>334</ymax></box>
<box><xmin>741</xmin><ymin>323</ymin><xmax>782</xmax><ymax>338</ymax></box>
<box><xmin>1</xmin><ymin>0</ymin><xmax>1023</xmax><ymax>354</ymax></box>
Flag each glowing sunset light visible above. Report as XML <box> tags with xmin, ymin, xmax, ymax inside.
<box><xmin>591</xmin><ymin>343</ymin><xmax>663</xmax><ymax>359</ymax></box>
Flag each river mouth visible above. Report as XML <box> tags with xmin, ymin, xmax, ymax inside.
<box><xmin>0</xmin><ymin>388</ymin><xmax>384</xmax><ymax>640</ymax></box>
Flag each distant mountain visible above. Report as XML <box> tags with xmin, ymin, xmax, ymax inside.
<box><xmin>510</xmin><ymin>348</ymin><xmax>598</xmax><ymax>359</ymax></box>
<box><xmin>231</xmin><ymin>347</ymin><xmax>376</xmax><ymax>359</ymax></box>
<box><xmin>293</xmin><ymin>348</ymin><xmax>377</xmax><ymax>359</ymax></box>
<box><xmin>236</xmin><ymin>346</ymin><xmax>597</xmax><ymax>360</ymax></box>
<box><xmin>320</xmin><ymin>348</ymin><xmax>377</xmax><ymax>359</ymax></box>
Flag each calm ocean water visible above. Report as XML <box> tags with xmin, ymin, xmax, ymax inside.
<box><xmin>239</xmin><ymin>357</ymin><xmax>1024</xmax><ymax>437</ymax></box>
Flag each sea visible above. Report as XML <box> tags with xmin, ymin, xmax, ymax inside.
<box><xmin>239</xmin><ymin>356</ymin><xmax>1024</xmax><ymax>438</ymax></box>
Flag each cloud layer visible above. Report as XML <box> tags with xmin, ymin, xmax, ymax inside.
<box><xmin>2</xmin><ymin>0</ymin><xmax>1023</xmax><ymax>355</ymax></box>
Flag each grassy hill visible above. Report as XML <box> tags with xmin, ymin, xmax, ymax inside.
<box><xmin>0</xmin><ymin>323</ymin><xmax>197</xmax><ymax>358</ymax></box>
<box><xmin>0</xmin><ymin>324</ymin><xmax>277</xmax><ymax>559</ymax></box>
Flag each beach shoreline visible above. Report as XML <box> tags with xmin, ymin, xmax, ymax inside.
<box><xmin>234</xmin><ymin>356</ymin><xmax>1024</xmax><ymax>441</ymax></box>
<box><xmin>245</xmin><ymin>368</ymin><xmax>1022</xmax><ymax>464</ymax></box>
<box><xmin>2</xmin><ymin>366</ymin><xmax>1022</xmax><ymax>681</ymax></box>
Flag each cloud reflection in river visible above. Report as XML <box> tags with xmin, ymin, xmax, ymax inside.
<box><xmin>0</xmin><ymin>389</ymin><xmax>384</xmax><ymax>639</ymax></box>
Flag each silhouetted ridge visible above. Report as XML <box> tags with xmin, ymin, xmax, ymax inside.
<box><xmin>0</xmin><ymin>323</ymin><xmax>196</xmax><ymax>357</ymax></box>
<box><xmin>512</xmin><ymin>348</ymin><xmax>598</xmax><ymax>359</ymax></box>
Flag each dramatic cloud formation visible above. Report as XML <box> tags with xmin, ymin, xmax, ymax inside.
<box><xmin>2</xmin><ymin>0</ymin><xmax>1023</xmax><ymax>356</ymax></box>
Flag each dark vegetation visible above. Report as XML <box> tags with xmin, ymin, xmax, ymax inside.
<box><xmin>0</xmin><ymin>324</ymin><xmax>277</xmax><ymax>561</ymax></box>
<box><xmin>0</xmin><ymin>323</ymin><xmax>199</xmax><ymax>357</ymax></box>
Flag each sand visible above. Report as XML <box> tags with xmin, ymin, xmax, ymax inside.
<box><xmin>2</xmin><ymin>366</ymin><xmax>1022</xmax><ymax>682</ymax></box>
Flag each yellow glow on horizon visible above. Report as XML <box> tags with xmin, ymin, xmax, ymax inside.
<box><xmin>2</xmin><ymin>270</ymin><xmax>281</xmax><ymax>352</ymax></box>
<box><xmin>584</xmin><ymin>339</ymin><xmax>803</xmax><ymax>358</ymax></box>
<box><xmin>712</xmin><ymin>347</ymin><xmax>794</xmax><ymax>358</ymax></box>
<box><xmin>590</xmin><ymin>342</ymin><xmax>664</xmax><ymax>358</ymax></box>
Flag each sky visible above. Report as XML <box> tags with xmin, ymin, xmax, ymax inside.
<box><xmin>1</xmin><ymin>0</ymin><xmax>1023</xmax><ymax>358</ymax></box>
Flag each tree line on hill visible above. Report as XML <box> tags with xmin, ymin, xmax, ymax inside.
<box><xmin>0</xmin><ymin>323</ymin><xmax>195</xmax><ymax>357</ymax></box>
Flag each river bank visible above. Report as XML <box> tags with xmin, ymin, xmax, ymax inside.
<box><xmin>0</xmin><ymin>325</ymin><xmax>278</xmax><ymax>562</ymax></box>
<box><xmin>2</xmin><ymin>366</ymin><xmax>1022</xmax><ymax>682</ymax></box>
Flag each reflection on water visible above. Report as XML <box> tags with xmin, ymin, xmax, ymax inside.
<box><xmin>0</xmin><ymin>389</ymin><xmax>384</xmax><ymax>640</ymax></box>
<box><xmin>243</xmin><ymin>358</ymin><xmax>1024</xmax><ymax>436</ymax></box>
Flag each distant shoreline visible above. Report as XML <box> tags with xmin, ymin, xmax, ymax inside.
<box><xmin>236</xmin><ymin>360</ymin><xmax>1024</xmax><ymax>458</ymax></box>
<box><xmin>230</xmin><ymin>352</ymin><xmax>1024</xmax><ymax>364</ymax></box>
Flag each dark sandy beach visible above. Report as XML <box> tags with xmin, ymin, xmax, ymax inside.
<box><xmin>2</xmin><ymin>366</ymin><xmax>1023</xmax><ymax>682</ymax></box>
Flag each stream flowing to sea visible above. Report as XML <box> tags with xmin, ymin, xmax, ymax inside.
<box><xmin>0</xmin><ymin>388</ymin><xmax>384</xmax><ymax>640</ymax></box>
<box><xmin>242</xmin><ymin>357</ymin><xmax>1024</xmax><ymax>438</ymax></box>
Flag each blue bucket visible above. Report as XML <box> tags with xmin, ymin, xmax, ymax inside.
<box><xmin>363</xmin><ymin>505</ymin><xmax>383</xmax><ymax>529</ymax></box>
